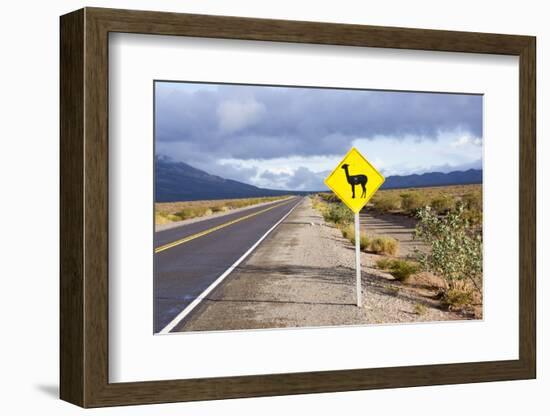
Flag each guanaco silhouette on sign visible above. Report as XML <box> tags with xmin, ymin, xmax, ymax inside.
<box><xmin>341</xmin><ymin>163</ymin><xmax>368</xmax><ymax>199</ymax></box>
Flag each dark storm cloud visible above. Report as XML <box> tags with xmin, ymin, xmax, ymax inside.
<box><xmin>155</xmin><ymin>83</ymin><xmax>483</xmax><ymax>161</ymax></box>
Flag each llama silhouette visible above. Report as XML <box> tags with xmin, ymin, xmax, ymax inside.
<box><xmin>341</xmin><ymin>163</ymin><xmax>368</xmax><ymax>199</ymax></box>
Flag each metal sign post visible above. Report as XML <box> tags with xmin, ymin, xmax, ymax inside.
<box><xmin>355</xmin><ymin>212</ymin><xmax>362</xmax><ymax>307</ymax></box>
<box><xmin>324</xmin><ymin>147</ymin><xmax>385</xmax><ymax>309</ymax></box>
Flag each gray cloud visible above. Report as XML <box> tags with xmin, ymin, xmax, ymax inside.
<box><xmin>156</xmin><ymin>83</ymin><xmax>483</xmax><ymax>161</ymax></box>
<box><xmin>284</xmin><ymin>167</ymin><xmax>328</xmax><ymax>191</ymax></box>
<box><xmin>155</xmin><ymin>82</ymin><xmax>482</xmax><ymax>190</ymax></box>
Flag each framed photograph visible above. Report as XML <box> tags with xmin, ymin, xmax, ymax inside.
<box><xmin>60</xmin><ymin>7</ymin><xmax>536</xmax><ymax>407</ymax></box>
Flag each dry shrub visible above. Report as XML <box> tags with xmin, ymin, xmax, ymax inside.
<box><xmin>370</xmin><ymin>236</ymin><xmax>399</xmax><ymax>255</ymax></box>
<box><xmin>155</xmin><ymin>213</ymin><xmax>171</xmax><ymax>225</ymax></box>
<box><xmin>375</xmin><ymin>257</ymin><xmax>393</xmax><ymax>270</ymax></box>
<box><xmin>340</xmin><ymin>225</ymin><xmax>370</xmax><ymax>250</ymax></box>
<box><xmin>441</xmin><ymin>288</ymin><xmax>474</xmax><ymax>310</ymax></box>
<box><xmin>389</xmin><ymin>260</ymin><xmax>420</xmax><ymax>282</ymax></box>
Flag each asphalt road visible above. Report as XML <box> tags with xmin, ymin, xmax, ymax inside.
<box><xmin>154</xmin><ymin>196</ymin><xmax>303</xmax><ymax>333</ymax></box>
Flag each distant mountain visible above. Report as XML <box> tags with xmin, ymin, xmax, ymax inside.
<box><xmin>381</xmin><ymin>169</ymin><xmax>482</xmax><ymax>190</ymax></box>
<box><xmin>156</xmin><ymin>157</ymin><xmax>482</xmax><ymax>202</ymax></box>
<box><xmin>155</xmin><ymin>157</ymin><xmax>308</xmax><ymax>202</ymax></box>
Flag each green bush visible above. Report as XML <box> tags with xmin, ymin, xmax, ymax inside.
<box><xmin>415</xmin><ymin>205</ymin><xmax>482</xmax><ymax>294</ymax></box>
<box><xmin>400</xmin><ymin>192</ymin><xmax>428</xmax><ymax>213</ymax></box>
<box><xmin>376</xmin><ymin>258</ymin><xmax>419</xmax><ymax>282</ymax></box>
<box><xmin>370</xmin><ymin>236</ymin><xmax>399</xmax><ymax>255</ymax></box>
<box><xmin>323</xmin><ymin>203</ymin><xmax>354</xmax><ymax>225</ymax></box>
<box><xmin>390</xmin><ymin>260</ymin><xmax>420</xmax><ymax>282</ymax></box>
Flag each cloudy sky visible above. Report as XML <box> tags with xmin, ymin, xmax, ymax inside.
<box><xmin>155</xmin><ymin>81</ymin><xmax>482</xmax><ymax>191</ymax></box>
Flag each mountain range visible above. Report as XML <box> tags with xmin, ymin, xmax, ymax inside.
<box><xmin>155</xmin><ymin>157</ymin><xmax>308</xmax><ymax>202</ymax></box>
<box><xmin>155</xmin><ymin>157</ymin><xmax>482</xmax><ymax>202</ymax></box>
<box><xmin>380</xmin><ymin>168</ymin><xmax>482</xmax><ymax>190</ymax></box>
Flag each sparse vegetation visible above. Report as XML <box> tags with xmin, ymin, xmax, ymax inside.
<box><xmin>155</xmin><ymin>195</ymin><xmax>290</xmax><ymax>225</ymax></box>
<box><xmin>370</xmin><ymin>184</ymin><xmax>482</xmax><ymax>221</ymax></box>
<box><xmin>315</xmin><ymin>184</ymin><xmax>482</xmax><ymax>317</ymax></box>
<box><xmin>372</xmin><ymin>194</ymin><xmax>401</xmax><ymax>211</ymax></box>
<box><xmin>314</xmin><ymin>186</ymin><xmax>482</xmax><ymax>317</ymax></box>
<box><xmin>175</xmin><ymin>206</ymin><xmax>213</xmax><ymax>220</ymax></box>
<box><xmin>461</xmin><ymin>191</ymin><xmax>483</xmax><ymax>226</ymax></box>
<box><xmin>370</xmin><ymin>236</ymin><xmax>399</xmax><ymax>255</ymax></box>
<box><xmin>430</xmin><ymin>194</ymin><xmax>455</xmax><ymax>214</ymax></box>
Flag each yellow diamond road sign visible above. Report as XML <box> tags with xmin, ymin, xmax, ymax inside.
<box><xmin>324</xmin><ymin>147</ymin><xmax>385</xmax><ymax>213</ymax></box>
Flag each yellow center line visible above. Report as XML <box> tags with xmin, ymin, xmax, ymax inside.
<box><xmin>154</xmin><ymin>198</ymin><xmax>296</xmax><ymax>253</ymax></box>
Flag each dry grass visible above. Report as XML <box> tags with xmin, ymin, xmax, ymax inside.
<box><xmin>155</xmin><ymin>195</ymin><xmax>289</xmax><ymax>224</ymax></box>
<box><xmin>339</xmin><ymin>224</ymin><xmax>370</xmax><ymax>250</ymax></box>
<box><xmin>370</xmin><ymin>236</ymin><xmax>399</xmax><ymax>255</ymax></box>
<box><xmin>371</xmin><ymin>184</ymin><xmax>482</xmax><ymax>221</ymax></box>
<box><xmin>374</xmin><ymin>184</ymin><xmax>481</xmax><ymax>201</ymax></box>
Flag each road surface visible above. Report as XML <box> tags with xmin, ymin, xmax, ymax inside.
<box><xmin>154</xmin><ymin>196</ymin><xmax>303</xmax><ymax>333</ymax></box>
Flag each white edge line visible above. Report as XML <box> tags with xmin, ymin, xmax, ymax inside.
<box><xmin>158</xmin><ymin>198</ymin><xmax>303</xmax><ymax>334</ymax></box>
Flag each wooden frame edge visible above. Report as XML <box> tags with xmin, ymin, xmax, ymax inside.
<box><xmin>60</xmin><ymin>8</ymin><xmax>85</xmax><ymax>407</ymax></box>
<box><xmin>59</xmin><ymin>7</ymin><xmax>537</xmax><ymax>408</ymax></box>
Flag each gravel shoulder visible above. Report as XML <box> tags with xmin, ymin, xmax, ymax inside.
<box><xmin>177</xmin><ymin>197</ymin><xmax>464</xmax><ymax>332</ymax></box>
